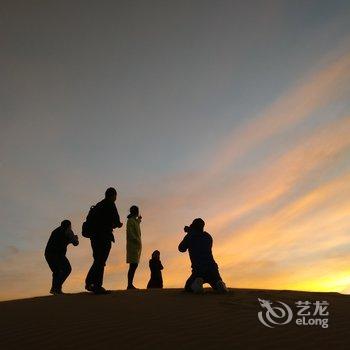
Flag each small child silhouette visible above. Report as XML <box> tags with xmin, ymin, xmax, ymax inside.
<box><xmin>147</xmin><ymin>250</ymin><xmax>164</xmax><ymax>289</ymax></box>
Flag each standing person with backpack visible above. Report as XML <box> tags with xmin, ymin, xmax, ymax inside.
<box><xmin>83</xmin><ymin>187</ymin><xmax>123</xmax><ymax>294</ymax></box>
<box><xmin>45</xmin><ymin>220</ymin><xmax>79</xmax><ymax>295</ymax></box>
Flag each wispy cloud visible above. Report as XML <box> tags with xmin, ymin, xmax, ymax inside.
<box><xmin>1</xmin><ymin>38</ymin><xmax>350</xmax><ymax>300</ymax></box>
<box><xmin>135</xmin><ymin>50</ymin><xmax>350</xmax><ymax>293</ymax></box>
<box><xmin>201</xmin><ymin>50</ymin><xmax>350</xmax><ymax>180</ymax></box>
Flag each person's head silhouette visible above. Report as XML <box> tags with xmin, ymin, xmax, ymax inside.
<box><xmin>191</xmin><ymin>218</ymin><xmax>205</xmax><ymax>232</ymax></box>
<box><xmin>60</xmin><ymin>219</ymin><xmax>72</xmax><ymax>230</ymax></box>
<box><xmin>105</xmin><ymin>187</ymin><xmax>117</xmax><ymax>202</ymax></box>
<box><xmin>128</xmin><ymin>205</ymin><xmax>139</xmax><ymax>218</ymax></box>
<box><xmin>151</xmin><ymin>250</ymin><xmax>160</xmax><ymax>260</ymax></box>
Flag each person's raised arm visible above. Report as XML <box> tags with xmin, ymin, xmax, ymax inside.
<box><xmin>112</xmin><ymin>204</ymin><xmax>123</xmax><ymax>228</ymax></box>
<box><xmin>66</xmin><ymin>229</ymin><xmax>79</xmax><ymax>246</ymax></box>
<box><xmin>178</xmin><ymin>229</ymin><xmax>190</xmax><ymax>252</ymax></box>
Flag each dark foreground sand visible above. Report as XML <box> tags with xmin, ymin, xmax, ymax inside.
<box><xmin>0</xmin><ymin>288</ymin><xmax>349</xmax><ymax>350</ymax></box>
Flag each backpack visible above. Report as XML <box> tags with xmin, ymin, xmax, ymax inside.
<box><xmin>82</xmin><ymin>205</ymin><xmax>101</xmax><ymax>238</ymax></box>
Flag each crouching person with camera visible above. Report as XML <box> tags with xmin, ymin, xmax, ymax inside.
<box><xmin>45</xmin><ymin>220</ymin><xmax>79</xmax><ymax>295</ymax></box>
<box><xmin>178</xmin><ymin>218</ymin><xmax>228</xmax><ymax>294</ymax></box>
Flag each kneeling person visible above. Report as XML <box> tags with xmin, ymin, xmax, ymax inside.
<box><xmin>178</xmin><ymin>218</ymin><xmax>227</xmax><ymax>294</ymax></box>
<box><xmin>45</xmin><ymin>220</ymin><xmax>79</xmax><ymax>295</ymax></box>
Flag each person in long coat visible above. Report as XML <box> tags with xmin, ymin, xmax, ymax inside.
<box><xmin>126</xmin><ymin>205</ymin><xmax>142</xmax><ymax>289</ymax></box>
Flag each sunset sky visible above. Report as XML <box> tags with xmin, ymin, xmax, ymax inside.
<box><xmin>1</xmin><ymin>0</ymin><xmax>350</xmax><ymax>301</ymax></box>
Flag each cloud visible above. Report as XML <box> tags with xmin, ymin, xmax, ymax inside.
<box><xmin>112</xmin><ymin>49</ymin><xmax>350</xmax><ymax>293</ymax></box>
<box><xmin>207</xmin><ymin>50</ymin><xmax>350</xmax><ymax>178</ymax></box>
<box><xmin>1</xmin><ymin>45</ymin><xmax>350</xmax><ymax>300</ymax></box>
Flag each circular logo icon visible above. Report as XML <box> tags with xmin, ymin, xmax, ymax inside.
<box><xmin>258</xmin><ymin>298</ymin><xmax>293</xmax><ymax>328</ymax></box>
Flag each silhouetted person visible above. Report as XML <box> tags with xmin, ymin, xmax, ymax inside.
<box><xmin>147</xmin><ymin>250</ymin><xmax>163</xmax><ymax>289</ymax></box>
<box><xmin>45</xmin><ymin>220</ymin><xmax>79</xmax><ymax>295</ymax></box>
<box><xmin>178</xmin><ymin>218</ymin><xmax>228</xmax><ymax>294</ymax></box>
<box><xmin>126</xmin><ymin>205</ymin><xmax>142</xmax><ymax>289</ymax></box>
<box><xmin>84</xmin><ymin>187</ymin><xmax>123</xmax><ymax>294</ymax></box>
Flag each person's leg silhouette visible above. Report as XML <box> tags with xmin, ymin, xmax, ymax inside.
<box><xmin>184</xmin><ymin>272</ymin><xmax>204</xmax><ymax>293</ymax></box>
<box><xmin>46</xmin><ymin>254</ymin><xmax>71</xmax><ymax>294</ymax></box>
<box><xmin>207</xmin><ymin>265</ymin><xmax>228</xmax><ymax>293</ymax></box>
<box><xmin>127</xmin><ymin>263</ymin><xmax>138</xmax><ymax>289</ymax></box>
<box><xmin>57</xmin><ymin>256</ymin><xmax>72</xmax><ymax>290</ymax></box>
<box><xmin>86</xmin><ymin>238</ymin><xmax>111</xmax><ymax>292</ymax></box>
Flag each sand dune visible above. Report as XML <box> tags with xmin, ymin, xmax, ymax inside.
<box><xmin>0</xmin><ymin>289</ymin><xmax>349</xmax><ymax>349</ymax></box>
